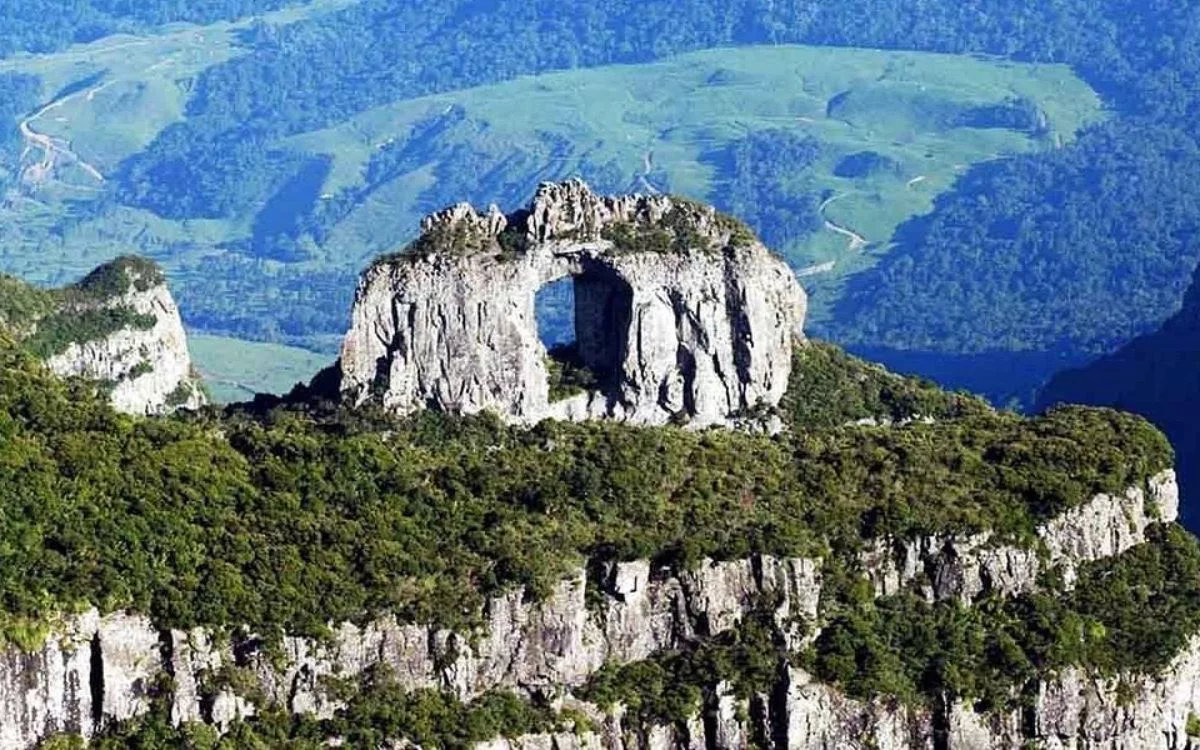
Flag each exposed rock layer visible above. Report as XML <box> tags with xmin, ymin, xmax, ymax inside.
<box><xmin>41</xmin><ymin>261</ymin><xmax>204</xmax><ymax>415</ymax></box>
<box><xmin>339</xmin><ymin>181</ymin><xmax>806</xmax><ymax>428</ymax></box>
<box><xmin>860</xmin><ymin>470</ymin><xmax>1180</xmax><ymax>600</ymax></box>
<box><xmin>0</xmin><ymin>472</ymin><xmax>1180</xmax><ymax>750</ymax></box>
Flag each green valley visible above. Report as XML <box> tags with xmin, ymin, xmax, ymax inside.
<box><xmin>0</xmin><ymin>27</ymin><xmax>1102</xmax><ymax>392</ymax></box>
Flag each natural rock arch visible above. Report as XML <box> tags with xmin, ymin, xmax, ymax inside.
<box><xmin>338</xmin><ymin>180</ymin><xmax>807</xmax><ymax>428</ymax></box>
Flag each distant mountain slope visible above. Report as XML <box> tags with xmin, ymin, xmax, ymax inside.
<box><xmin>822</xmin><ymin>121</ymin><xmax>1200</xmax><ymax>405</ymax></box>
<box><xmin>0</xmin><ymin>0</ymin><xmax>298</xmax><ymax>58</ymax></box>
<box><xmin>0</xmin><ymin>38</ymin><xmax>1100</xmax><ymax>353</ymax></box>
<box><xmin>1039</xmin><ymin>265</ymin><xmax>1200</xmax><ymax>524</ymax></box>
<box><xmin>3</xmin><ymin>0</ymin><xmax>1200</xmax><ymax>407</ymax></box>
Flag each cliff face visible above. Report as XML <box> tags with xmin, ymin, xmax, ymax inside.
<box><xmin>861</xmin><ymin>474</ymin><xmax>1179</xmax><ymax>600</ymax></box>
<box><xmin>338</xmin><ymin>181</ymin><xmax>806</xmax><ymax>429</ymax></box>
<box><xmin>44</xmin><ymin>276</ymin><xmax>204</xmax><ymax>415</ymax></box>
<box><xmin>0</xmin><ymin>471</ymin><xmax>1180</xmax><ymax>750</ymax></box>
<box><xmin>12</xmin><ymin>258</ymin><xmax>205</xmax><ymax>416</ymax></box>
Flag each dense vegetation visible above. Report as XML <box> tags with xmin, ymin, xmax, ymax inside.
<box><xmin>0</xmin><ymin>276</ymin><xmax>53</xmax><ymax>333</ymax></box>
<box><xmin>811</xmin><ymin>525</ymin><xmax>1200</xmax><ymax>710</ymax></box>
<box><xmin>0</xmin><ymin>73</ymin><xmax>42</xmax><ymax>191</ymax></box>
<box><xmin>829</xmin><ymin>122</ymin><xmax>1200</xmax><ymax>357</ymax></box>
<box><xmin>0</xmin><ymin>1</ymin><xmax>296</xmax><ymax>57</ymax></box>
<box><xmin>42</xmin><ymin>671</ymin><xmax>560</xmax><ymax>749</ymax></box>
<box><xmin>782</xmin><ymin>341</ymin><xmax>991</xmax><ymax>428</ymax></box>
<box><xmin>805</xmin><ymin>2</ymin><xmax>1200</xmax><ymax>399</ymax></box>
<box><xmin>0</xmin><ymin>339</ymin><xmax>1171</xmax><ymax>647</ymax></box>
<box><xmin>579</xmin><ymin>610</ymin><xmax>783</xmax><ymax>726</ymax></box>
<box><xmin>22</xmin><ymin>307</ymin><xmax>157</xmax><ymax>359</ymax></box>
<box><xmin>707</xmin><ymin>130</ymin><xmax>824</xmax><ymax>249</ymax></box>
<box><xmin>1039</xmin><ymin>263</ymin><xmax>1200</xmax><ymax>525</ymax></box>
<box><xmin>0</xmin><ymin>258</ymin><xmax>164</xmax><ymax>359</ymax></box>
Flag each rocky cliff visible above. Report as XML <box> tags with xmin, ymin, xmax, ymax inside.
<box><xmin>4</xmin><ymin>257</ymin><xmax>205</xmax><ymax>415</ymax></box>
<box><xmin>1</xmin><ymin>471</ymin><xmax>1182</xmax><ymax>750</ymax></box>
<box><xmin>860</xmin><ymin>472</ymin><xmax>1179</xmax><ymax>600</ymax></box>
<box><xmin>338</xmin><ymin>180</ymin><xmax>806</xmax><ymax>428</ymax></box>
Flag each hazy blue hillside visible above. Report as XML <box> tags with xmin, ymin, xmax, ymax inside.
<box><xmin>1</xmin><ymin>0</ymin><xmax>1199</xmax><ymax>408</ymax></box>
<box><xmin>1039</xmin><ymin>266</ymin><xmax>1200</xmax><ymax>525</ymax></box>
<box><xmin>0</xmin><ymin>0</ymin><xmax>298</xmax><ymax>57</ymax></box>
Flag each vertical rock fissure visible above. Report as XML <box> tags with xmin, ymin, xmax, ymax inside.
<box><xmin>88</xmin><ymin>632</ymin><xmax>104</xmax><ymax>733</ymax></box>
<box><xmin>767</xmin><ymin>673</ymin><xmax>791</xmax><ymax>750</ymax></box>
<box><xmin>724</xmin><ymin>258</ymin><xmax>754</xmax><ymax>389</ymax></box>
<box><xmin>748</xmin><ymin>692</ymin><xmax>771</xmax><ymax>750</ymax></box>
<box><xmin>701</xmin><ymin>686</ymin><xmax>721</xmax><ymax>750</ymax></box>
<box><xmin>931</xmin><ymin>692</ymin><xmax>951</xmax><ymax>750</ymax></box>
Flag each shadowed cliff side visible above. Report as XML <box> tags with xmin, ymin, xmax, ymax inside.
<box><xmin>1039</xmin><ymin>263</ymin><xmax>1200</xmax><ymax>526</ymax></box>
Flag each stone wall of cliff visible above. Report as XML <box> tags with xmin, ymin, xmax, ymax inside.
<box><xmin>16</xmin><ymin>257</ymin><xmax>205</xmax><ymax>415</ymax></box>
<box><xmin>338</xmin><ymin>180</ymin><xmax>806</xmax><ymax>429</ymax></box>
<box><xmin>0</xmin><ymin>471</ymin><xmax>1181</xmax><ymax>750</ymax></box>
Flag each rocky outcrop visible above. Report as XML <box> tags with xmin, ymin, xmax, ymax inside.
<box><xmin>492</xmin><ymin>633</ymin><xmax>1200</xmax><ymax>750</ymax></box>
<box><xmin>0</xmin><ymin>555</ymin><xmax>821</xmax><ymax>749</ymax></box>
<box><xmin>859</xmin><ymin>469</ymin><xmax>1178</xmax><ymax>601</ymax></box>
<box><xmin>0</xmin><ymin>476</ymin><xmax>1182</xmax><ymax>750</ymax></box>
<box><xmin>40</xmin><ymin>258</ymin><xmax>205</xmax><ymax>415</ymax></box>
<box><xmin>339</xmin><ymin>180</ymin><xmax>806</xmax><ymax>429</ymax></box>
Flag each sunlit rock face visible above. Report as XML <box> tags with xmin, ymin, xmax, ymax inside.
<box><xmin>0</xmin><ymin>472</ymin><xmax>1189</xmax><ymax>750</ymax></box>
<box><xmin>338</xmin><ymin>180</ymin><xmax>806</xmax><ymax>429</ymax></box>
<box><xmin>34</xmin><ymin>258</ymin><xmax>205</xmax><ymax>415</ymax></box>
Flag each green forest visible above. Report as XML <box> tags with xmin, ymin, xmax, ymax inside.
<box><xmin>0</xmin><ymin>0</ymin><xmax>294</xmax><ymax>57</ymax></box>
<box><xmin>0</xmin><ymin>334</ymin><xmax>1172</xmax><ymax>646</ymax></box>
<box><xmin>0</xmin><ymin>332</ymin><xmax>1188</xmax><ymax>746</ymax></box>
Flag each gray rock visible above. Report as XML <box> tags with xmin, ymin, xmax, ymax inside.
<box><xmin>339</xmin><ymin>180</ymin><xmax>806</xmax><ymax>429</ymax></box>
<box><xmin>96</xmin><ymin>613</ymin><xmax>160</xmax><ymax>725</ymax></box>
<box><xmin>43</xmin><ymin>262</ymin><xmax>204</xmax><ymax>416</ymax></box>
<box><xmin>860</xmin><ymin>469</ymin><xmax>1178</xmax><ymax>602</ymax></box>
<box><xmin>781</xmin><ymin>667</ymin><xmax>933</xmax><ymax>750</ymax></box>
<box><xmin>0</xmin><ymin>476</ymin><xmax>1186</xmax><ymax>750</ymax></box>
<box><xmin>0</xmin><ymin>610</ymin><xmax>98</xmax><ymax>749</ymax></box>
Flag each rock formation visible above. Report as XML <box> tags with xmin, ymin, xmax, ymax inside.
<box><xmin>860</xmin><ymin>472</ymin><xmax>1180</xmax><ymax>601</ymax></box>
<box><xmin>338</xmin><ymin>180</ymin><xmax>806</xmax><ymax>428</ymax></box>
<box><xmin>25</xmin><ymin>258</ymin><xmax>205</xmax><ymax>415</ymax></box>
<box><xmin>0</xmin><ymin>471</ymin><xmax>1181</xmax><ymax>750</ymax></box>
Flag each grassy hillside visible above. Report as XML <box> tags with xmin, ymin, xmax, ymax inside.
<box><xmin>285</xmin><ymin>45</ymin><xmax>1100</xmax><ymax>321</ymax></box>
<box><xmin>0</xmin><ymin>34</ymin><xmax>1101</xmax><ymax>358</ymax></box>
<box><xmin>189</xmin><ymin>333</ymin><xmax>330</xmax><ymax>402</ymax></box>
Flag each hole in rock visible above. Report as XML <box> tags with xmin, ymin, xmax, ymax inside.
<box><xmin>535</xmin><ymin>276</ymin><xmax>576</xmax><ymax>352</ymax></box>
<box><xmin>535</xmin><ymin>267</ymin><xmax>633</xmax><ymax>401</ymax></box>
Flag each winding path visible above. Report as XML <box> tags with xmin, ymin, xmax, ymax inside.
<box><xmin>19</xmin><ymin>83</ymin><xmax>111</xmax><ymax>187</ymax></box>
<box><xmin>819</xmin><ymin>192</ymin><xmax>868</xmax><ymax>252</ymax></box>
<box><xmin>638</xmin><ymin>150</ymin><xmax>662</xmax><ymax>194</ymax></box>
